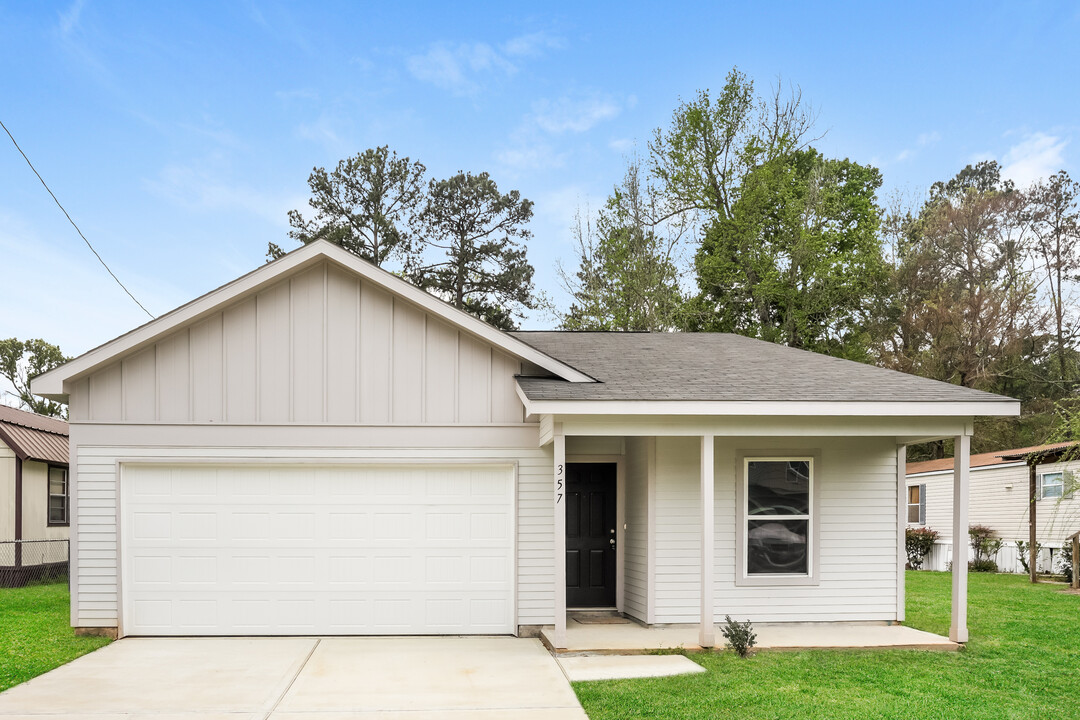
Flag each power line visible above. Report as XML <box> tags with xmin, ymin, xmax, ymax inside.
<box><xmin>0</xmin><ymin>118</ymin><xmax>154</xmax><ymax>319</ymax></box>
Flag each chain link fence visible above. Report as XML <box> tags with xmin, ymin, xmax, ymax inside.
<box><xmin>1</xmin><ymin>539</ymin><xmax>69</xmax><ymax>587</ymax></box>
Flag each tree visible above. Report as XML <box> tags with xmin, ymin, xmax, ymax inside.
<box><xmin>410</xmin><ymin>172</ymin><xmax>536</xmax><ymax>330</ymax></box>
<box><xmin>0</xmin><ymin>338</ymin><xmax>69</xmax><ymax>418</ymax></box>
<box><xmin>649</xmin><ymin>67</ymin><xmax>818</xmax><ymax>222</ymax></box>
<box><xmin>271</xmin><ymin>146</ymin><xmax>426</xmax><ymax>266</ymax></box>
<box><xmin>1027</xmin><ymin>170</ymin><xmax>1080</xmax><ymax>389</ymax></box>
<box><xmin>685</xmin><ymin>149</ymin><xmax>886</xmax><ymax>359</ymax></box>
<box><xmin>877</xmin><ymin>162</ymin><xmax>1040</xmax><ymax>392</ymax></box>
<box><xmin>558</xmin><ymin>158</ymin><xmax>686</xmax><ymax>331</ymax></box>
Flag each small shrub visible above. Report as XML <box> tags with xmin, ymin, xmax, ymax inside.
<box><xmin>720</xmin><ymin>615</ymin><xmax>756</xmax><ymax>658</ymax></box>
<box><xmin>1060</xmin><ymin>540</ymin><xmax>1074</xmax><ymax>584</ymax></box>
<box><xmin>969</xmin><ymin>525</ymin><xmax>1003</xmax><ymax>570</ymax></box>
<box><xmin>906</xmin><ymin>527</ymin><xmax>939</xmax><ymax>569</ymax></box>
<box><xmin>1015</xmin><ymin>540</ymin><xmax>1043</xmax><ymax>574</ymax></box>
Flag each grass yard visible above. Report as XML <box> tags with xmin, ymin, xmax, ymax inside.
<box><xmin>575</xmin><ymin>572</ymin><xmax>1080</xmax><ymax>720</ymax></box>
<box><xmin>0</xmin><ymin>580</ymin><xmax>111</xmax><ymax>693</ymax></box>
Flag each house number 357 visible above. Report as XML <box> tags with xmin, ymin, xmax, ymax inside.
<box><xmin>556</xmin><ymin>464</ymin><xmax>564</xmax><ymax>504</ymax></box>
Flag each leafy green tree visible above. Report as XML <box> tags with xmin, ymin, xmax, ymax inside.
<box><xmin>0</xmin><ymin>338</ymin><xmax>69</xmax><ymax>418</ymax></box>
<box><xmin>410</xmin><ymin>172</ymin><xmax>536</xmax><ymax>330</ymax></box>
<box><xmin>559</xmin><ymin>158</ymin><xmax>685</xmax><ymax>331</ymax></box>
<box><xmin>272</xmin><ymin>146</ymin><xmax>426</xmax><ymax>266</ymax></box>
<box><xmin>685</xmin><ymin>149</ymin><xmax>886</xmax><ymax>359</ymax></box>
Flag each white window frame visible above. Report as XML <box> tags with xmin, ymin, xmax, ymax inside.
<box><xmin>1039</xmin><ymin>471</ymin><xmax>1064</xmax><ymax>500</ymax></box>
<box><xmin>735</xmin><ymin>452</ymin><xmax>820</xmax><ymax>587</ymax></box>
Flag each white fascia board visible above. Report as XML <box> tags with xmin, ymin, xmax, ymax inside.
<box><xmin>906</xmin><ymin>461</ymin><xmax>1025</xmax><ymax>479</ymax></box>
<box><xmin>516</xmin><ymin>396</ymin><xmax>1021</xmax><ymax>418</ymax></box>
<box><xmin>33</xmin><ymin>241</ymin><xmax>593</xmax><ymax>399</ymax></box>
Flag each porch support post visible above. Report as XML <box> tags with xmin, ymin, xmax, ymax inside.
<box><xmin>950</xmin><ymin>434</ymin><xmax>970</xmax><ymax>643</ymax></box>
<box><xmin>896</xmin><ymin>444</ymin><xmax>906</xmax><ymax>622</ymax></box>
<box><xmin>1028</xmin><ymin>462</ymin><xmax>1037</xmax><ymax>583</ymax></box>
<box><xmin>699</xmin><ymin>434</ymin><xmax>715</xmax><ymax>648</ymax></box>
<box><xmin>553</xmin><ymin>423</ymin><xmax>567</xmax><ymax>650</ymax></box>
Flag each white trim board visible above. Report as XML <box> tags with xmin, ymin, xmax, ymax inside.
<box><xmin>33</xmin><ymin>241</ymin><xmax>593</xmax><ymax>400</ymax></box>
<box><xmin>906</xmin><ymin>461</ymin><xmax>1025</xmax><ymax>479</ymax></box>
<box><xmin>515</xmin><ymin>394</ymin><xmax>1020</xmax><ymax>418</ymax></box>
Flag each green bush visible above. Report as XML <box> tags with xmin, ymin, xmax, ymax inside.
<box><xmin>906</xmin><ymin>527</ymin><xmax>939</xmax><ymax>570</ymax></box>
<box><xmin>969</xmin><ymin>525</ymin><xmax>1002</xmax><ymax>572</ymax></box>
<box><xmin>1060</xmin><ymin>540</ymin><xmax>1074</xmax><ymax>584</ymax></box>
<box><xmin>720</xmin><ymin>615</ymin><xmax>757</xmax><ymax>658</ymax></box>
<box><xmin>1015</xmin><ymin>540</ymin><xmax>1043</xmax><ymax>574</ymax></box>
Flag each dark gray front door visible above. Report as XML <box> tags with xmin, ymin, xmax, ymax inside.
<box><xmin>566</xmin><ymin>463</ymin><xmax>616</xmax><ymax>607</ymax></box>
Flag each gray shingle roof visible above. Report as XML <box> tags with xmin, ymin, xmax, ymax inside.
<box><xmin>509</xmin><ymin>332</ymin><xmax>1013</xmax><ymax>404</ymax></box>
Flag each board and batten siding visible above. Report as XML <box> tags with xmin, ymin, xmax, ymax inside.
<box><xmin>68</xmin><ymin>262</ymin><xmax>523</xmax><ymax>426</ymax></box>
<box><xmin>911</xmin><ymin>461</ymin><xmax>1080</xmax><ymax>545</ymax></box>
<box><xmin>651</xmin><ymin>436</ymin><xmax>900</xmax><ymax>623</ymax></box>
<box><xmin>69</xmin><ymin>432</ymin><xmax>555</xmax><ymax>630</ymax></box>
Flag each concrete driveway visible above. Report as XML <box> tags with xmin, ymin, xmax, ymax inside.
<box><xmin>0</xmin><ymin>636</ymin><xmax>587</xmax><ymax>719</ymax></box>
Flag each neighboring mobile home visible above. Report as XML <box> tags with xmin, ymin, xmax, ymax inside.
<box><xmin>906</xmin><ymin>442</ymin><xmax>1080</xmax><ymax>573</ymax></box>
<box><xmin>32</xmin><ymin>241</ymin><xmax>1019</xmax><ymax>645</ymax></box>
<box><xmin>0</xmin><ymin>405</ymin><xmax>70</xmax><ymax>586</ymax></box>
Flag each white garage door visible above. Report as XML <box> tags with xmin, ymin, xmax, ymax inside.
<box><xmin>120</xmin><ymin>464</ymin><xmax>515</xmax><ymax>636</ymax></box>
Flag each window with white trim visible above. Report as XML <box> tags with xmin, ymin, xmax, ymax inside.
<box><xmin>745</xmin><ymin>458</ymin><xmax>812</xmax><ymax>575</ymax></box>
<box><xmin>1039</xmin><ymin>471</ymin><xmax>1064</xmax><ymax>500</ymax></box>
<box><xmin>48</xmin><ymin>466</ymin><xmax>68</xmax><ymax>526</ymax></box>
<box><xmin>907</xmin><ymin>484</ymin><xmax>926</xmax><ymax>525</ymax></box>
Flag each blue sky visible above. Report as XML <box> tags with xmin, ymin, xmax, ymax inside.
<box><xmin>1</xmin><ymin>0</ymin><xmax>1078</xmax><ymax>368</ymax></box>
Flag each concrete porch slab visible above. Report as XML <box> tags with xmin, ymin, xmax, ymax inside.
<box><xmin>542</xmin><ymin>618</ymin><xmax>959</xmax><ymax>653</ymax></box>
<box><xmin>558</xmin><ymin>654</ymin><xmax>707</xmax><ymax>681</ymax></box>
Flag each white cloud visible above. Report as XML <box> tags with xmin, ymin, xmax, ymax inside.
<box><xmin>144</xmin><ymin>157</ymin><xmax>297</xmax><ymax>227</ymax></box>
<box><xmin>1000</xmin><ymin>132</ymin><xmax>1069</xmax><ymax>187</ymax></box>
<box><xmin>917</xmin><ymin>131</ymin><xmax>942</xmax><ymax>147</ymax></box>
<box><xmin>405</xmin><ymin>42</ymin><xmax>515</xmax><ymax>95</ymax></box>
<box><xmin>496</xmin><ymin>143</ymin><xmax>566</xmax><ymax>171</ymax></box>
<box><xmin>533</xmin><ymin>93</ymin><xmax>622</xmax><ymax>134</ymax></box>
<box><xmin>501</xmin><ymin>31</ymin><xmax>564</xmax><ymax>58</ymax></box>
<box><xmin>609</xmin><ymin>138</ymin><xmax>635</xmax><ymax>153</ymax></box>
<box><xmin>58</xmin><ymin>0</ymin><xmax>85</xmax><ymax>37</ymax></box>
<box><xmin>895</xmin><ymin>149</ymin><xmax>912</xmax><ymax>162</ymax></box>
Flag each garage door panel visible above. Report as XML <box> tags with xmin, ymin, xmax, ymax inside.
<box><xmin>121</xmin><ymin>464</ymin><xmax>514</xmax><ymax>636</ymax></box>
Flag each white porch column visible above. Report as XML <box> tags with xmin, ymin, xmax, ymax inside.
<box><xmin>950</xmin><ymin>434</ymin><xmax>970</xmax><ymax>643</ymax></box>
<box><xmin>896</xmin><ymin>444</ymin><xmax>907</xmax><ymax>622</ymax></box>
<box><xmin>553</xmin><ymin>423</ymin><xmax>567</xmax><ymax>649</ymax></box>
<box><xmin>699</xmin><ymin>434</ymin><xmax>715</xmax><ymax>648</ymax></box>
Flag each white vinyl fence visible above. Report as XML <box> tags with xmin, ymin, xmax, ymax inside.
<box><xmin>920</xmin><ymin>540</ymin><xmax>1060</xmax><ymax>574</ymax></box>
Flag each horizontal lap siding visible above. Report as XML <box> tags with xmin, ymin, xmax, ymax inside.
<box><xmin>652</xmin><ymin>436</ymin><xmax>899</xmax><ymax>624</ymax></box>
<box><xmin>622</xmin><ymin>437</ymin><xmax>649</xmax><ymax>622</ymax></box>
<box><xmin>915</xmin><ymin>462</ymin><xmax>1080</xmax><ymax>546</ymax></box>
<box><xmin>71</xmin><ymin>433</ymin><xmax>554</xmax><ymax>630</ymax></box>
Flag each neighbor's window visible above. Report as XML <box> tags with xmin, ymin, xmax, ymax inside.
<box><xmin>745</xmin><ymin>458</ymin><xmax>812</xmax><ymax>575</ymax></box>
<box><xmin>908</xmin><ymin>484</ymin><xmax>926</xmax><ymax>525</ymax></box>
<box><xmin>1039</xmin><ymin>471</ymin><xmax>1064</xmax><ymax>500</ymax></box>
<box><xmin>48</xmin><ymin>466</ymin><xmax>68</xmax><ymax>526</ymax></box>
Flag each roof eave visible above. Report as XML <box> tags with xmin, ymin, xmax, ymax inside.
<box><xmin>515</xmin><ymin>395</ymin><xmax>1021</xmax><ymax>418</ymax></box>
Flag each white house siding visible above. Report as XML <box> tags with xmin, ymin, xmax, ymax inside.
<box><xmin>912</xmin><ymin>462</ymin><xmax>1080</xmax><ymax>544</ymax></box>
<box><xmin>69</xmin><ymin>425</ymin><xmax>554</xmax><ymax>631</ymax></box>
<box><xmin>622</xmin><ymin>437</ymin><xmax>650</xmax><ymax>623</ymax></box>
<box><xmin>908</xmin><ymin>461</ymin><xmax>1080</xmax><ymax>573</ymax></box>
<box><xmin>68</xmin><ymin>262</ymin><xmax>524</xmax><ymax>426</ymax></box>
<box><xmin>650</xmin><ymin>436</ymin><xmax>900</xmax><ymax>623</ymax></box>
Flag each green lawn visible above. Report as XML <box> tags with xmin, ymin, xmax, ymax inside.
<box><xmin>575</xmin><ymin>572</ymin><xmax>1080</xmax><ymax>720</ymax></box>
<box><xmin>0</xmin><ymin>580</ymin><xmax>111</xmax><ymax>692</ymax></box>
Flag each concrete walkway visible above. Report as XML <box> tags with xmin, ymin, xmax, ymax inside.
<box><xmin>543</xmin><ymin>619</ymin><xmax>959</xmax><ymax>654</ymax></box>
<box><xmin>0</xmin><ymin>637</ymin><xmax>587</xmax><ymax>719</ymax></box>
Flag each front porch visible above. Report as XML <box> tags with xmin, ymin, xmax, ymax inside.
<box><xmin>540</xmin><ymin>617</ymin><xmax>959</xmax><ymax>654</ymax></box>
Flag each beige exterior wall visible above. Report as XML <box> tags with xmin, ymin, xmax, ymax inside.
<box><xmin>69</xmin><ymin>262</ymin><xmax>525</xmax><ymax>426</ymax></box>
<box><xmin>910</xmin><ymin>460</ymin><xmax>1080</xmax><ymax>546</ymax></box>
<box><xmin>648</xmin><ymin>435</ymin><xmax>900</xmax><ymax>624</ymax></box>
<box><xmin>20</xmin><ymin>460</ymin><xmax>69</xmax><ymax>542</ymax></box>
<box><xmin>0</xmin><ymin>444</ymin><xmax>14</xmax><ymax>542</ymax></box>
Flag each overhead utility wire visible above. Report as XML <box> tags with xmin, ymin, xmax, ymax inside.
<box><xmin>0</xmin><ymin>118</ymin><xmax>155</xmax><ymax>319</ymax></box>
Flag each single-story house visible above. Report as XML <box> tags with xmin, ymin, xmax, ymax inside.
<box><xmin>0</xmin><ymin>404</ymin><xmax>70</xmax><ymax>585</ymax></box>
<box><xmin>907</xmin><ymin>442</ymin><xmax>1080</xmax><ymax>573</ymax></box>
<box><xmin>32</xmin><ymin>240</ymin><xmax>1020</xmax><ymax>645</ymax></box>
